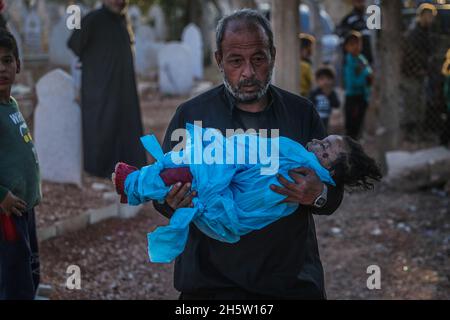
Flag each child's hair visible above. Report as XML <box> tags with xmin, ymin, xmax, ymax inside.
<box><xmin>331</xmin><ymin>136</ymin><xmax>382</xmax><ymax>191</ymax></box>
<box><xmin>343</xmin><ymin>30</ymin><xmax>362</xmax><ymax>48</ymax></box>
<box><xmin>315</xmin><ymin>65</ymin><xmax>336</xmax><ymax>80</ymax></box>
<box><xmin>299</xmin><ymin>33</ymin><xmax>315</xmax><ymax>49</ymax></box>
<box><xmin>0</xmin><ymin>28</ymin><xmax>20</xmax><ymax>62</ymax></box>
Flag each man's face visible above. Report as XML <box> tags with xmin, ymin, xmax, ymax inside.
<box><xmin>0</xmin><ymin>48</ymin><xmax>19</xmax><ymax>92</ymax></box>
<box><xmin>104</xmin><ymin>0</ymin><xmax>128</xmax><ymax>14</ymax></box>
<box><xmin>306</xmin><ymin>135</ymin><xmax>347</xmax><ymax>169</ymax></box>
<box><xmin>215</xmin><ymin>22</ymin><xmax>275</xmax><ymax>104</ymax></box>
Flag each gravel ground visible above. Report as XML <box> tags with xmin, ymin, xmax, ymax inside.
<box><xmin>39</xmin><ymin>184</ymin><xmax>449</xmax><ymax>300</ymax></box>
<box><xmin>36</xmin><ymin>175</ymin><xmax>115</xmax><ymax>229</ymax></box>
<box><xmin>40</xmin><ymin>204</ymin><xmax>179</xmax><ymax>300</ymax></box>
<box><xmin>37</xmin><ymin>73</ymin><xmax>449</xmax><ymax>300</ymax></box>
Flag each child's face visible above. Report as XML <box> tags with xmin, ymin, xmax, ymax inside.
<box><xmin>0</xmin><ymin>48</ymin><xmax>19</xmax><ymax>92</ymax></box>
<box><xmin>301</xmin><ymin>45</ymin><xmax>313</xmax><ymax>59</ymax></box>
<box><xmin>316</xmin><ymin>75</ymin><xmax>334</xmax><ymax>93</ymax></box>
<box><xmin>306</xmin><ymin>135</ymin><xmax>347</xmax><ymax>169</ymax></box>
<box><xmin>345</xmin><ymin>39</ymin><xmax>362</xmax><ymax>56</ymax></box>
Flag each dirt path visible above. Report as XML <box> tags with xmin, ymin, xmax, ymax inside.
<box><xmin>39</xmin><ymin>87</ymin><xmax>449</xmax><ymax>300</ymax></box>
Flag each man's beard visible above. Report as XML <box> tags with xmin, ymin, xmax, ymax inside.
<box><xmin>222</xmin><ymin>68</ymin><xmax>273</xmax><ymax>104</ymax></box>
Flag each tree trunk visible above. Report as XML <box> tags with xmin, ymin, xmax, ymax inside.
<box><xmin>374</xmin><ymin>0</ymin><xmax>403</xmax><ymax>174</ymax></box>
<box><xmin>271</xmin><ymin>0</ymin><xmax>301</xmax><ymax>94</ymax></box>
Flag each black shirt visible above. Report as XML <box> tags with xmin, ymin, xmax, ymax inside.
<box><xmin>154</xmin><ymin>84</ymin><xmax>344</xmax><ymax>299</ymax></box>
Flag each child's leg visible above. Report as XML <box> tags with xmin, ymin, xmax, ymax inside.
<box><xmin>0</xmin><ymin>209</ymin><xmax>40</xmax><ymax>300</ymax></box>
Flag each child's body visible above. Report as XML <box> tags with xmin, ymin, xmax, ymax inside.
<box><xmin>309</xmin><ymin>66</ymin><xmax>340</xmax><ymax>132</ymax></box>
<box><xmin>113</xmin><ymin>124</ymin><xmax>381</xmax><ymax>263</ymax></box>
<box><xmin>343</xmin><ymin>31</ymin><xmax>373</xmax><ymax>140</ymax></box>
<box><xmin>0</xmin><ymin>29</ymin><xmax>41</xmax><ymax>300</ymax></box>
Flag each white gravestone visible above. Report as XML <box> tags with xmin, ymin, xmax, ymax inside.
<box><xmin>5</xmin><ymin>0</ymin><xmax>27</xmax><ymax>33</ymax></box>
<box><xmin>34</xmin><ymin>69</ymin><xmax>82</xmax><ymax>187</ymax></box>
<box><xmin>6</xmin><ymin>23</ymin><xmax>23</xmax><ymax>65</ymax></box>
<box><xmin>127</xmin><ymin>5</ymin><xmax>142</xmax><ymax>33</ymax></box>
<box><xmin>158</xmin><ymin>42</ymin><xmax>193</xmax><ymax>95</ymax></box>
<box><xmin>49</xmin><ymin>17</ymin><xmax>76</xmax><ymax>66</ymax></box>
<box><xmin>24</xmin><ymin>10</ymin><xmax>43</xmax><ymax>54</ymax></box>
<box><xmin>148</xmin><ymin>5</ymin><xmax>167</xmax><ymax>41</ymax></box>
<box><xmin>182</xmin><ymin>23</ymin><xmax>204</xmax><ymax>80</ymax></box>
<box><xmin>135</xmin><ymin>26</ymin><xmax>161</xmax><ymax>77</ymax></box>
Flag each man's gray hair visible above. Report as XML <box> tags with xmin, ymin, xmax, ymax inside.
<box><xmin>215</xmin><ymin>8</ymin><xmax>274</xmax><ymax>54</ymax></box>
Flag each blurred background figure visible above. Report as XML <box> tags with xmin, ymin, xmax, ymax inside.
<box><xmin>0</xmin><ymin>0</ymin><xmax>6</xmax><ymax>29</ymax></box>
<box><xmin>400</xmin><ymin>3</ymin><xmax>437</xmax><ymax>140</ymax></box>
<box><xmin>309</xmin><ymin>65</ymin><xmax>340</xmax><ymax>133</ymax></box>
<box><xmin>67</xmin><ymin>0</ymin><xmax>147</xmax><ymax>178</ymax></box>
<box><xmin>441</xmin><ymin>48</ymin><xmax>450</xmax><ymax>147</ymax></box>
<box><xmin>343</xmin><ymin>31</ymin><xmax>372</xmax><ymax>140</ymax></box>
<box><xmin>299</xmin><ymin>33</ymin><xmax>315</xmax><ymax>97</ymax></box>
<box><xmin>336</xmin><ymin>0</ymin><xmax>373</xmax><ymax>65</ymax></box>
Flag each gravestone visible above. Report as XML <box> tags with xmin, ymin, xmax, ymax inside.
<box><xmin>158</xmin><ymin>42</ymin><xmax>193</xmax><ymax>95</ymax></box>
<box><xmin>49</xmin><ymin>17</ymin><xmax>76</xmax><ymax>66</ymax></box>
<box><xmin>24</xmin><ymin>10</ymin><xmax>43</xmax><ymax>54</ymax></box>
<box><xmin>127</xmin><ymin>5</ymin><xmax>142</xmax><ymax>33</ymax></box>
<box><xmin>135</xmin><ymin>26</ymin><xmax>161</xmax><ymax>77</ymax></box>
<box><xmin>182</xmin><ymin>23</ymin><xmax>204</xmax><ymax>80</ymax></box>
<box><xmin>148</xmin><ymin>5</ymin><xmax>167</xmax><ymax>41</ymax></box>
<box><xmin>6</xmin><ymin>23</ymin><xmax>23</xmax><ymax>65</ymax></box>
<box><xmin>37</xmin><ymin>0</ymin><xmax>50</xmax><ymax>51</ymax></box>
<box><xmin>34</xmin><ymin>69</ymin><xmax>82</xmax><ymax>187</ymax></box>
<box><xmin>5</xmin><ymin>0</ymin><xmax>27</xmax><ymax>33</ymax></box>
<box><xmin>71</xmin><ymin>57</ymin><xmax>82</xmax><ymax>93</ymax></box>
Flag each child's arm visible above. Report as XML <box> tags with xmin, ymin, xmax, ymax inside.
<box><xmin>330</xmin><ymin>91</ymin><xmax>340</xmax><ymax>109</ymax></box>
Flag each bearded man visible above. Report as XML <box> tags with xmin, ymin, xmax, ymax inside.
<box><xmin>153</xmin><ymin>9</ymin><xmax>344</xmax><ymax>300</ymax></box>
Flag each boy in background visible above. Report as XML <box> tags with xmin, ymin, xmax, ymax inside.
<box><xmin>0</xmin><ymin>29</ymin><xmax>41</xmax><ymax>300</ymax></box>
<box><xmin>309</xmin><ymin>66</ymin><xmax>340</xmax><ymax>132</ymax></box>
<box><xmin>441</xmin><ymin>49</ymin><xmax>450</xmax><ymax>147</ymax></box>
<box><xmin>299</xmin><ymin>33</ymin><xmax>315</xmax><ymax>97</ymax></box>
<box><xmin>343</xmin><ymin>31</ymin><xmax>372</xmax><ymax>140</ymax></box>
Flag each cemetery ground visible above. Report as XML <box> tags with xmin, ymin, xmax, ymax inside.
<box><xmin>35</xmin><ymin>83</ymin><xmax>449</xmax><ymax>300</ymax></box>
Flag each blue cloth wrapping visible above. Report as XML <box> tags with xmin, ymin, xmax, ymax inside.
<box><xmin>125</xmin><ymin>124</ymin><xmax>335</xmax><ymax>263</ymax></box>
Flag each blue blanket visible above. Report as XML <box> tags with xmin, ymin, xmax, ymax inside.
<box><xmin>125</xmin><ymin>124</ymin><xmax>335</xmax><ymax>263</ymax></box>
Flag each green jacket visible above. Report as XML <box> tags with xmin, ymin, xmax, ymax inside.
<box><xmin>0</xmin><ymin>97</ymin><xmax>41</xmax><ymax>210</ymax></box>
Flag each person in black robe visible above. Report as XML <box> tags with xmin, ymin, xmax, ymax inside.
<box><xmin>67</xmin><ymin>0</ymin><xmax>146</xmax><ymax>178</ymax></box>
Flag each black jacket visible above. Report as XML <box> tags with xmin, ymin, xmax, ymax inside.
<box><xmin>154</xmin><ymin>84</ymin><xmax>344</xmax><ymax>299</ymax></box>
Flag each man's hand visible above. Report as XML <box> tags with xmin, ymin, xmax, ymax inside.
<box><xmin>166</xmin><ymin>182</ymin><xmax>196</xmax><ymax>211</ymax></box>
<box><xmin>0</xmin><ymin>191</ymin><xmax>27</xmax><ymax>217</ymax></box>
<box><xmin>270</xmin><ymin>167</ymin><xmax>324</xmax><ymax>206</ymax></box>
